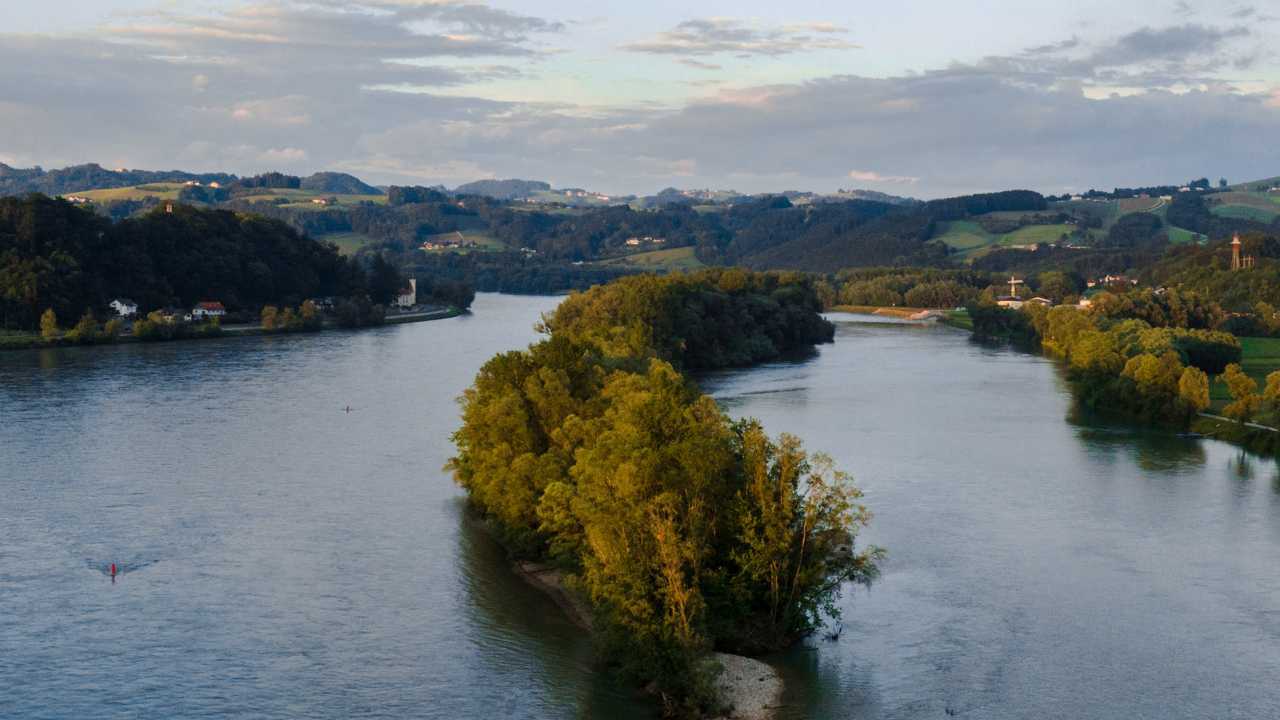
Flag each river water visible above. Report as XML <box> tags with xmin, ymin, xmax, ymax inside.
<box><xmin>3</xmin><ymin>295</ymin><xmax>1279</xmax><ymax>719</ymax></box>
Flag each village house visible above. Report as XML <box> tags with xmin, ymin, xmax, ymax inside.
<box><xmin>1087</xmin><ymin>274</ymin><xmax>1137</xmax><ymax>289</ymax></box>
<box><xmin>393</xmin><ymin>278</ymin><xmax>417</xmax><ymax>309</ymax></box>
<box><xmin>159</xmin><ymin>307</ymin><xmax>191</xmax><ymax>323</ymax></box>
<box><xmin>191</xmin><ymin>301</ymin><xmax>226</xmax><ymax>320</ymax></box>
<box><xmin>109</xmin><ymin>298</ymin><xmax>138</xmax><ymax>317</ymax></box>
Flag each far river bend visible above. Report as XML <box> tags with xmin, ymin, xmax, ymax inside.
<box><xmin>3</xmin><ymin>293</ymin><xmax>1279</xmax><ymax>719</ymax></box>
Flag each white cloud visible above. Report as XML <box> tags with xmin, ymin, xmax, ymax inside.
<box><xmin>258</xmin><ymin>147</ymin><xmax>309</xmax><ymax>164</ymax></box>
<box><xmin>848</xmin><ymin>170</ymin><xmax>919</xmax><ymax>185</ymax></box>
<box><xmin>622</xmin><ymin>17</ymin><xmax>859</xmax><ymax>57</ymax></box>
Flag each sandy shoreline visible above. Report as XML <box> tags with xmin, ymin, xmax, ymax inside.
<box><xmin>512</xmin><ymin>561</ymin><xmax>783</xmax><ymax>720</ymax></box>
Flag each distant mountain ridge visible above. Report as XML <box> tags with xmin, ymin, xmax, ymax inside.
<box><xmin>0</xmin><ymin>163</ymin><xmax>236</xmax><ymax>197</ymax></box>
<box><xmin>453</xmin><ymin>178</ymin><xmax>551</xmax><ymax>199</ymax></box>
<box><xmin>300</xmin><ymin>172</ymin><xmax>381</xmax><ymax>195</ymax></box>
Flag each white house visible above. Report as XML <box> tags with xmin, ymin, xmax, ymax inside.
<box><xmin>109</xmin><ymin>298</ymin><xmax>138</xmax><ymax>317</ymax></box>
<box><xmin>191</xmin><ymin>301</ymin><xmax>226</xmax><ymax>320</ymax></box>
<box><xmin>394</xmin><ymin>278</ymin><xmax>417</xmax><ymax>308</ymax></box>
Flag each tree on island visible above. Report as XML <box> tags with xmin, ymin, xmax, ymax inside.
<box><xmin>40</xmin><ymin>309</ymin><xmax>59</xmax><ymax>341</ymax></box>
<box><xmin>451</xmin><ymin>271</ymin><xmax>878</xmax><ymax>717</ymax></box>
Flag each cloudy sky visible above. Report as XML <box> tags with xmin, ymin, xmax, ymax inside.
<box><xmin>3</xmin><ymin>0</ymin><xmax>1279</xmax><ymax>197</ymax></box>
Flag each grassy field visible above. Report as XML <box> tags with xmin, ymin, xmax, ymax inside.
<box><xmin>419</xmin><ymin>229</ymin><xmax>506</xmax><ymax>253</ymax></box>
<box><xmin>239</xmin><ymin>188</ymin><xmax>387</xmax><ymax>207</ymax></box>
<box><xmin>1211</xmin><ymin>204</ymin><xmax>1278</xmax><ymax>223</ymax></box>
<box><xmin>317</xmin><ymin>232</ymin><xmax>378</xmax><ymax>256</ymax></box>
<box><xmin>998</xmin><ymin>224</ymin><xmax>1073</xmax><ymax>246</ymax></box>
<box><xmin>1165</xmin><ymin>226</ymin><xmax>1202</xmax><ymax>245</ymax></box>
<box><xmin>942</xmin><ymin>309</ymin><xmax>973</xmax><ymax>330</ymax></box>
<box><xmin>1207</xmin><ymin>192</ymin><xmax>1280</xmax><ymax>223</ymax></box>
<box><xmin>77</xmin><ymin>183</ymin><xmax>185</xmax><ymax>201</ymax></box>
<box><xmin>933</xmin><ymin>220</ymin><xmax>1073</xmax><ymax>260</ymax></box>
<box><xmin>934</xmin><ymin>220</ymin><xmax>992</xmax><ymax>252</ymax></box>
<box><xmin>1208</xmin><ymin>336</ymin><xmax>1280</xmax><ymax>410</ymax></box>
<box><xmin>598</xmin><ymin>245</ymin><xmax>704</xmax><ymax>270</ymax></box>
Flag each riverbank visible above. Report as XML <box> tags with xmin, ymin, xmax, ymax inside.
<box><xmin>829</xmin><ymin>305</ymin><xmax>922</xmax><ymax>319</ymax></box>
<box><xmin>512</xmin><ymin>560</ymin><xmax>784</xmax><ymax>720</ymax></box>
<box><xmin>0</xmin><ymin>306</ymin><xmax>462</xmax><ymax>352</ymax></box>
<box><xmin>1192</xmin><ymin>414</ymin><xmax>1280</xmax><ymax>455</ymax></box>
<box><xmin>829</xmin><ymin>305</ymin><xmax>972</xmax><ymax>330</ymax></box>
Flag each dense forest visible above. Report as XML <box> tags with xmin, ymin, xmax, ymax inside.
<box><xmin>0</xmin><ymin>194</ymin><xmax>466</xmax><ymax>332</ymax></box>
<box><xmin>451</xmin><ymin>270</ymin><xmax>878</xmax><ymax>717</ymax></box>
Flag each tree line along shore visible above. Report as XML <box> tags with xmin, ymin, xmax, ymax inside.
<box><xmin>0</xmin><ymin>194</ymin><xmax>475</xmax><ymax>350</ymax></box>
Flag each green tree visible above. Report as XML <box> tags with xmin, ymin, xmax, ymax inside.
<box><xmin>300</xmin><ymin>299</ymin><xmax>322</xmax><ymax>330</ymax></box>
<box><xmin>39</xmin><ymin>308</ymin><xmax>59</xmax><ymax>341</ymax></box>
<box><xmin>102</xmin><ymin>318</ymin><xmax>123</xmax><ymax>339</ymax></box>
<box><xmin>64</xmin><ymin>310</ymin><xmax>99</xmax><ymax>344</ymax></box>
<box><xmin>1178</xmin><ymin>366</ymin><xmax>1211</xmax><ymax>413</ymax></box>
<box><xmin>1262</xmin><ymin>370</ymin><xmax>1280</xmax><ymax>415</ymax></box>
<box><xmin>1221</xmin><ymin>363</ymin><xmax>1261</xmax><ymax>422</ymax></box>
<box><xmin>280</xmin><ymin>306</ymin><xmax>300</xmax><ymax>331</ymax></box>
<box><xmin>1256</xmin><ymin>302</ymin><xmax>1280</xmax><ymax>336</ymax></box>
<box><xmin>260</xmin><ymin>305</ymin><xmax>279</xmax><ymax>332</ymax></box>
<box><xmin>723</xmin><ymin>422</ymin><xmax>880</xmax><ymax>650</ymax></box>
<box><xmin>1069</xmin><ymin>330</ymin><xmax>1123</xmax><ymax>375</ymax></box>
<box><xmin>1122</xmin><ymin>352</ymin><xmax>1183</xmax><ymax>398</ymax></box>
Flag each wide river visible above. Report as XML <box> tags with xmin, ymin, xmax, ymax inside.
<box><xmin>3</xmin><ymin>293</ymin><xmax>1279</xmax><ymax>719</ymax></box>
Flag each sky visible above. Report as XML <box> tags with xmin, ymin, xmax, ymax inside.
<box><xmin>3</xmin><ymin>0</ymin><xmax>1280</xmax><ymax>198</ymax></box>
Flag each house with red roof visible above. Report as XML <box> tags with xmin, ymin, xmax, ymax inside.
<box><xmin>191</xmin><ymin>301</ymin><xmax>226</xmax><ymax>320</ymax></box>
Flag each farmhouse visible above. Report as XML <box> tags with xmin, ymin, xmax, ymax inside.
<box><xmin>109</xmin><ymin>298</ymin><xmax>138</xmax><ymax>317</ymax></box>
<box><xmin>191</xmin><ymin>301</ymin><xmax>226</xmax><ymax>320</ymax></box>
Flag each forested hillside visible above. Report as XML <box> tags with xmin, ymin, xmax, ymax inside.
<box><xmin>0</xmin><ymin>195</ymin><xmax>401</xmax><ymax>330</ymax></box>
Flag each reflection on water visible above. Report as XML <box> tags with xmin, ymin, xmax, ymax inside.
<box><xmin>0</xmin><ymin>294</ymin><xmax>651</xmax><ymax>720</ymax></box>
<box><xmin>704</xmin><ymin>316</ymin><xmax>1280</xmax><ymax>720</ymax></box>
<box><xmin>5</xmin><ymin>300</ymin><xmax>1280</xmax><ymax>719</ymax></box>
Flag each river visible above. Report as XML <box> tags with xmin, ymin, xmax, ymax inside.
<box><xmin>3</xmin><ymin>295</ymin><xmax>1279</xmax><ymax>719</ymax></box>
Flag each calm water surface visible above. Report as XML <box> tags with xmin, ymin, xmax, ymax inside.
<box><xmin>3</xmin><ymin>298</ymin><xmax>1279</xmax><ymax>719</ymax></box>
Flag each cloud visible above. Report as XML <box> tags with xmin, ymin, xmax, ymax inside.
<box><xmin>986</xmin><ymin>22</ymin><xmax>1258</xmax><ymax>89</ymax></box>
<box><xmin>622</xmin><ymin>17</ymin><xmax>859</xmax><ymax>57</ymax></box>
<box><xmin>848</xmin><ymin>170</ymin><xmax>919</xmax><ymax>185</ymax></box>
<box><xmin>2</xmin><ymin>4</ymin><xmax>1280</xmax><ymax>198</ymax></box>
<box><xmin>258</xmin><ymin>147</ymin><xmax>309</xmax><ymax>164</ymax></box>
<box><xmin>677</xmin><ymin>59</ymin><xmax>723</xmax><ymax>71</ymax></box>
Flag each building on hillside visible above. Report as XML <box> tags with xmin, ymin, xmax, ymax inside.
<box><xmin>109</xmin><ymin>298</ymin><xmax>138</xmax><ymax>317</ymax></box>
<box><xmin>191</xmin><ymin>301</ymin><xmax>226</xmax><ymax>320</ymax></box>
<box><xmin>1025</xmin><ymin>297</ymin><xmax>1054</xmax><ymax>307</ymax></box>
<box><xmin>394</xmin><ymin>278</ymin><xmax>417</xmax><ymax>308</ymax></box>
<box><xmin>1087</xmin><ymin>274</ymin><xmax>1137</xmax><ymax>289</ymax></box>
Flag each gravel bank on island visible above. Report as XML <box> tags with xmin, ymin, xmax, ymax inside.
<box><xmin>512</xmin><ymin>561</ymin><xmax>784</xmax><ymax>719</ymax></box>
